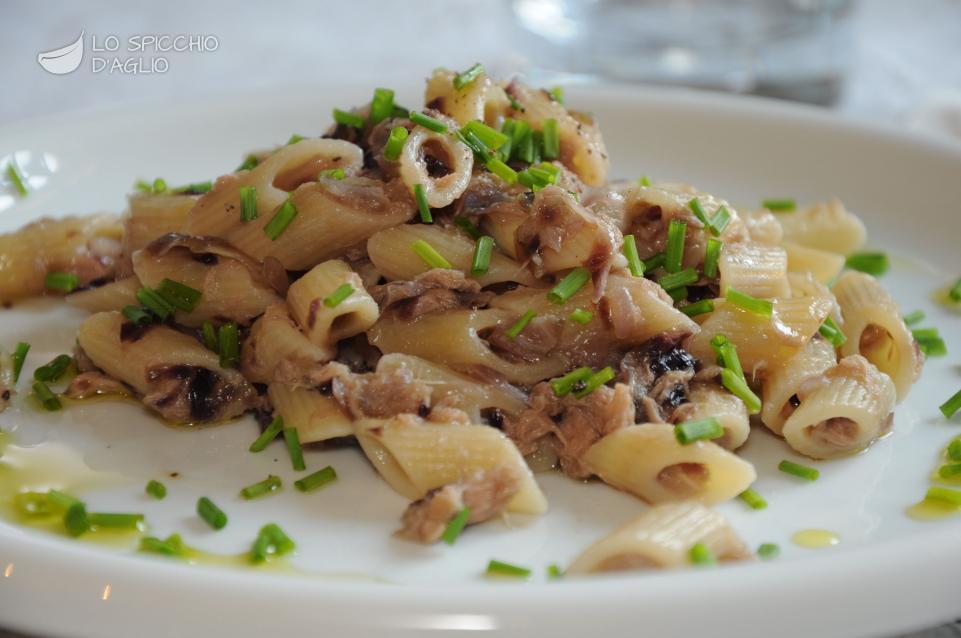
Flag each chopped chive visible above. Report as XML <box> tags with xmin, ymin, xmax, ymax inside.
<box><xmin>464</xmin><ymin>120</ymin><xmax>509</xmax><ymax>150</ymax></box>
<box><xmin>915</xmin><ymin>328</ymin><xmax>947</xmax><ymax>357</ymax></box>
<box><xmin>738</xmin><ymin>488</ymin><xmax>768</xmax><ymax>510</ymax></box>
<box><xmin>941</xmin><ymin>389</ymin><xmax>961</xmax><ymax>419</ymax></box>
<box><xmin>453</xmin><ymin>63</ymin><xmax>485</xmax><ymax>90</ymax></box>
<box><xmin>457</xmin><ymin>129</ymin><xmax>493</xmax><ymax>163</ymax></box>
<box><xmin>710</xmin><ymin>334</ymin><xmax>744</xmax><ymax>380</ymax></box>
<box><xmin>156</xmin><ymin>278</ymin><xmax>201</xmax><ymax>312</ymax></box>
<box><xmin>33</xmin><ymin>381</ymin><xmax>61</xmax><ymax>411</ymax></box>
<box><xmin>949</xmin><ymin>438</ymin><xmax>961</xmax><ymax>461</ymax></box>
<box><xmin>506</xmin><ymin>310</ymin><xmax>537</xmax><ymax>339</ymax></box>
<box><xmin>240</xmin><ymin>475</ymin><xmax>282</xmax><ymax>500</ymax></box>
<box><xmin>623</xmin><ymin>234</ymin><xmax>644</xmax><ymax>277</ymax></box>
<box><xmin>411</xmin><ymin>239</ymin><xmax>452</xmax><ymax>270</ymax></box>
<box><xmin>250</xmin><ymin>523</ymin><xmax>296</xmax><ymax>563</ymax></box>
<box><xmin>926</xmin><ymin>486</ymin><xmax>961</xmax><ymax>506</ymax></box>
<box><xmin>33</xmin><ymin>354</ymin><xmax>72</xmax><ymax>383</ymax></box>
<box><xmin>762</xmin><ymin>198</ymin><xmax>796</xmax><ymax>212</ymax></box>
<box><xmin>384</xmin><ymin>126</ymin><xmax>409</xmax><ymax>161</ymax></box>
<box><xmin>547</xmin><ymin>564</ymin><xmax>564</xmax><ymax>579</ymax></box>
<box><xmin>548</xmin><ymin>267</ymin><xmax>590</xmax><ymax>304</ymax></box>
<box><xmin>145</xmin><ymin>479</ymin><xmax>167</xmax><ymax>500</ymax></box>
<box><xmin>639</xmin><ymin>175</ymin><xmax>652</xmax><ymax>187</ymax></box>
<box><xmin>286</xmin><ymin>134</ymin><xmax>304</xmax><ymax>145</ymax></box>
<box><xmin>903</xmin><ymin>310</ymin><xmax>925</xmax><ymax>326</ymax></box>
<box><xmin>665</xmin><ymin>219</ymin><xmax>687</xmax><ymax>273</ymax></box>
<box><xmin>140</xmin><ymin>533</ymin><xmax>185</xmax><ymax>557</ymax></box>
<box><xmin>720</xmin><ymin>368</ymin><xmax>760</xmax><ymax>414</ymax></box>
<box><xmin>409</xmin><ymin>110</ymin><xmax>448</xmax><ymax>133</ymax></box>
<box><xmin>134</xmin><ymin>179</ymin><xmax>153</xmax><ymax>193</ymax></box>
<box><xmin>324</xmin><ymin>283</ymin><xmax>354</xmax><ymax>308</ymax></box>
<box><xmin>318</xmin><ymin>168</ymin><xmax>345</xmax><ymax>180</ymax></box>
<box><xmin>237</xmin><ymin>154</ymin><xmax>259</xmax><ymax>171</ymax></box>
<box><xmin>453</xmin><ymin>215</ymin><xmax>482</xmax><ymax>240</ymax></box>
<box><xmin>710</xmin><ymin>206</ymin><xmax>731</xmax><ymax>235</ymax></box>
<box><xmin>202</xmin><ymin>321</ymin><xmax>218</xmax><ymax>352</ymax></box>
<box><xmin>197</xmin><ymin>496</ymin><xmax>228</xmax><ymax>530</ymax></box>
<box><xmin>531</xmin><ymin>131</ymin><xmax>543</xmax><ymax>164</ymax></box>
<box><xmin>688</xmin><ymin>198</ymin><xmax>710</xmax><ymax>226</ymax></box>
<box><xmin>568</xmin><ymin>308</ymin><xmax>594</xmax><ymax>324</ymax></box>
<box><xmin>573</xmin><ymin>366</ymin><xmax>615</xmax><ymax>399</ymax></box>
<box><xmin>48</xmin><ymin>489</ymin><xmax>81</xmax><ymax>509</ymax></box>
<box><xmin>845</xmin><ymin>252</ymin><xmax>889</xmax><ymax>276</ymax></box>
<box><xmin>511</xmin><ymin>121</ymin><xmax>534</xmax><ymax>163</ymax></box>
<box><xmin>725</xmin><ymin>288</ymin><xmax>774</xmax><ymax>318</ymax></box>
<box><xmin>681</xmin><ymin>299</ymin><xmax>714</xmax><ymax>317</ymax></box>
<box><xmin>284</xmin><ymin>427</ymin><xmax>306</xmax><ymax>471</ymax></box>
<box><xmin>152</xmin><ymin>178</ymin><xmax>167</xmax><ymax>194</ymax></box>
<box><xmin>938</xmin><ymin>464</ymin><xmax>961</xmax><ymax>479</ymax></box>
<box><xmin>11</xmin><ymin>342</ymin><xmax>29</xmax><ymax>382</ymax></box>
<box><xmin>369</xmin><ymin>87</ymin><xmax>395</xmax><ymax>125</ymax></box>
<box><xmin>471</xmin><ymin>236</ymin><xmax>494</xmax><ymax>277</ymax></box>
<box><xmin>137</xmin><ymin>287</ymin><xmax>175</xmax><ymax>319</ymax></box>
<box><xmin>441</xmin><ymin>506</ymin><xmax>471</xmax><ymax>545</ymax></box>
<box><xmin>644</xmin><ymin>252</ymin><xmax>666</xmax><ymax>272</ymax></box>
<box><xmin>63</xmin><ymin>502</ymin><xmax>89</xmax><ymax>537</ymax></box>
<box><xmin>689</xmin><ymin>542</ymin><xmax>715</xmax><ymax>565</ymax></box>
<box><xmin>778</xmin><ymin>459</ymin><xmax>820</xmax><ymax>481</ymax></box>
<box><xmin>541</xmin><ymin>119</ymin><xmax>560</xmax><ymax>159</ymax></box>
<box><xmin>249</xmin><ymin>417</ymin><xmax>284</xmax><ymax>453</ymax></box>
<box><xmin>550</xmin><ymin>367</ymin><xmax>593</xmax><ymax>397</ymax></box>
<box><xmin>507</xmin><ymin>95</ymin><xmax>524</xmax><ymax>111</ymax></box>
<box><xmin>413</xmin><ymin>183</ymin><xmax>433</xmax><ymax>223</ymax></box>
<box><xmin>675</xmin><ymin>417</ymin><xmax>724</xmax><ymax>444</ymax></box>
<box><xmin>668</xmin><ymin>286</ymin><xmax>688</xmax><ymax>303</ymax></box>
<box><xmin>333</xmin><ymin>108</ymin><xmax>365</xmax><ymax>129</ymax></box>
<box><xmin>498</xmin><ymin>119</ymin><xmax>515</xmax><ymax>160</ymax></box>
<box><xmin>819</xmin><ymin>316</ymin><xmax>847</xmax><ymax>347</ymax></box>
<box><xmin>527</xmin><ymin>165</ymin><xmax>557</xmax><ymax>186</ymax></box>
<box><xmin>486</xmin><ymin>559</ymin><xmax>531</xmax><ymax>578</ymax></box>
<box><xmin>657</xmin><ymin>268</ymin><xmax>698</xmax><ymax>292</ymax></box>
<box><xmin>6</xmin><ymin>159</ymin><xmax>28</xmax><ymax>196</ymax></box>
<box><xmin>44</xmin><ymin>272</ymin><xmax>80</xmax><ymax>293</ymax></box>
<box><xmin>548</xmin><ymin>86</ymin><xmax>564</xmax><ymax>104</ymax></box>
<box><xmin>485</xmin><ymin>158</ymin><xmax>518</xmax><ymax>184</ymax></box>
<box><xmin>294</xmin><ymin>465</ymin><xmax>338</xmax><ymax>492</ymax></box>
<box><xmin>172</xmin><ymin>180</ymin><xmax>213</xmax><ymax>195</ymax></box>
<box><xmin>950</xmin><ymin>277</ymin><xmax>961</xmax><ymax>302</ymax></box>
<box><xmin>263</xmin><ymin>199</ymin><xmax>298</xmax><ymax>240</ymax></box>
<box><xmin>122</xmin><ymin>305</ymin><xmax>152</xmax><ymax>325</ymax></box>
<box><xmin>757</xmin><ymin>543</ymin><xmax>780</xmax><ymax>559</ymax></box>
<box><xmin>218</xmin><ymin>322</ymin><xmax>239</xmax><ymax>368</ymax></box>
<box><xmin>516</xmin><ymin>169</ymin><xmax>542</xmax><ymax>191</ymax></box>
<box><xmin>88</xmin><ymin>512</ymin><xmax>144</xmax><ymax>529</ymax></box>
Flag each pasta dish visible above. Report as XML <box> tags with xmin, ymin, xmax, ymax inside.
<box><xmin>0</xmin><ymin>66</ymin><xmax>934</xmax><ymax>573</ymax></box>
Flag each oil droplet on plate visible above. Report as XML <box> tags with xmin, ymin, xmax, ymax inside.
<box><xmin>906</xmin><ymin>498</ymin><xmax>960</xmax><ymax>521</ymax></box>
<box><xmin>791</xmin><ymin>529</ymin><xmax>840</xmax><ymax>549</ymax></box>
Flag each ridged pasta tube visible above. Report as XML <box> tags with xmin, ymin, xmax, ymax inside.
<box><xmin>782</xmin><ymin>241</ymin><xmax>845</xmax><ymax>285</ymax></box>
<box><xmin>398</xmin><ymin>121</ymin><xmax>474</xmax><ymax>208</ymax></box>
<box><xmin>761</xmin><ymin>337</ymin><xmax>838</xmax><ymax>435</ymax></box>
<box><xmin>286</xmin><ymin>259</ymin><xmax>379</xmax><ymax>347</ymax></box>
<box><xmin>719</xmin><ymin>243</ymin><xmax>790</xmax><ymax>298</ymax></box>
<box><xmin>240</xmin><ymin>303</ymin><xmax>333</xmax><ymax>384</ymax></box>
<box><xmin>268</xmin><ymin>383</ymin><xmax>353</xmax><ymax>443</ymax></box>
<box><xmin>777</xmin><ymin>198</ymin><xmax>866</xmax><ymax>255</ymax></box>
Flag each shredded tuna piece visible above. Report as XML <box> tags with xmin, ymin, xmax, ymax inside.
<box><xmin>371</xmin><ymin>269</ymin><xmax>493</xmax><ymax>320</ymax></box>
<box><xmin>618</xmin><ymin>331</ymin><xmax>697</xmax><ymax>421</ymax></box>
<box><xmin>143</xmin><ymin>364</ymin><xmax>261</xmax><ymax>423</ymax></box>
<box><xmin>484</xmin><ymin>314</ymin><xmax>564</xmax><ymax>363</ymax></box>
<box><xmin>298</xmin><ymin>362</ymin><xmax>432</xmax><ymax>420</ymax></box>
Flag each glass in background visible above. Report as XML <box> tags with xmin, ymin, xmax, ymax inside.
<box><xmin>510</xmin><ymin>0</ymin><xmax>855</xmax><ymax>105</ymax></box>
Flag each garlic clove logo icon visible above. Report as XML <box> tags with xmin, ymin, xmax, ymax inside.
<box><xmin>37</xmin><ymin>30</ymin><xmax>84</xmax><ymax>75</ymax></box>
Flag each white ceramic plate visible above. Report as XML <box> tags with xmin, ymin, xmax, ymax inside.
<box><xmin>1</xmin><ymin>84</ymin><xmax>960</xmax><ymax>638</ymax></box>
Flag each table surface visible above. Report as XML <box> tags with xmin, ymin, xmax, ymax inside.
<box><xmin>2</xmin><ymin>0</ymin><xmax>960</xmax><ymax>636</ymax></box>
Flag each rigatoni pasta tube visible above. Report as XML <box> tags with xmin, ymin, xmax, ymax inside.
<box><xmin>268</xmin><ymin>383</ymin><xmax>352</xmax><ymax>443</ymax></box>
<box><xmin>354</xmin><ymin>415</ymin><xmax>548</xmax><ymax>515</ymax></box>
<box><xmin>424</xmin><ymin>68</ymin><xmax>509</xmax><ymax>126</ymax></box>
<box><xmin>67</xmin><ymin>276</ymin><xmax>140</xmax><ymax>313</ymax></box>
<box><xmin>240</xmin><ymin>303</ymin><xmax>333</xmax><ymax>384</ymax></box>
<box><xmin>719</xmin><ymin>243</ymin><xmax>790</xmax><ymax>298</ymax></box>
<box><xmin>782</xmin><ymin>241</ymin><xmax>845</xmax><ymax>285</ymax></box>
<box><xmin>286</xmin><ymin>259</ymin><xmax>379</xmax><ymax>347</ymax></box>
<box><xmin>583</xmin><ymin>423</ymin><xmax>756</xmax><ymax>505</ymax></box>
<box><xmin>398</xmin><ymin>123</ymin><xmax>473</xmax><ymax>208</ymax></box>
<box><xmin>781</xmin><ymin>355</ymin><xmax>896</xmax><ymax>459</ymax></box>
<box><xmin>777</xmin><ymin>198</ymin><xmax>866</xmax><ymax>255</ymax></box>
<box><xmin>120</xmin><ymin>193</ymin><xmax>197</xmax><ymax>275</ymax></box>
<box><xmin>566</xmin><ymin>502</ymin><xmax>751</xmax><ymax>574</ymax></box>
<box><xmin>760</xmin><ymin>337</ymin><xmax>838</xmax><ymax>436</ymax></box>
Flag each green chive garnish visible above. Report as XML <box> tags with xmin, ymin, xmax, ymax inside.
<box><xmin>137</xmin><ymin>287</ymin><xmax>174</xmax><ymax>319</ymax></box>
<box><xmin>950</xmin><ymin>277</ymin><xmax>961</xmax><ymax>302</ymax></box>
<box><xmin>197</xmin><ymin>496</ymin><xmax>228</xmax><ymax>530</ymax></box>
<box><xmin>819</xmin><ymin>316</ymin><xmax>847</xmax><ymax>347</ymax></box>
<box><xmin>710</xmin><ymin>206</ymin><xmax>731</xmax><ymax>235</ymax></box>
<box><xmin>703</xmin><ymin>238</ymin><xmax>722</xmax><ymax>279</ymax></box>
<box><xmin>284</xmin><ymin>427</ymin><xmax>306</xmax><ymax>471</ymax></box>
<box><xmin>644</xmin><ymin>252</ymin><xmax>666</xmax><ymax>272</ymax></box>
<box><xmin>63</xmin><ymin>502</ymin><xmax>89</xmax><ymax>537</ymax></box>
<box><xmin>6</xmin><ymin>159</ymin><xmax>28</xmax><ymax>196</ymax></box>
<box><xmin>657</xmin><ymin>268</ymin><xmax>698</xmax><ymax>292</ymax></box>
<box><xmin>548</xmin><ymin>267</ymin><xmax>590</xmax><ymax>304</ymax></box>
<box><xmin>454</xmin><ymin>215</ymin><xmax>482</xmax><ymax>240</ymax></box>
<box><xmin>757</xmin><ymin>543</ymin><xmax>780</xmax><ymax>559</ymax></box>
<box><xmin>548</xmin><ymin>86</ymin><xmax>564</xmax><ymax>104</ymax></box>
<box><xmin>411</xmin><ymin>239</ymin><xmax>452</xmax><ymax>270</ymax></box>
<box><xmin>294</xmin><ymin>465</ymin><xmax>338</xmax><ymax>492</ymax></box>
<box><xmin>471</xmin><ymin>236</ymin><xmax>494</xmax><ymax>277</ymax></box>
<box><xmin>738</xmin><ymin>488</ymin><xmax>767</xmax><ymax>510</ymax></box>
<box><xmin>623</xmin><ymin>234</ymin><xmax>644</xmax><ymax>277</ymax></box>
<box><xmin>665</xmin><ymin>219</ymin><xmax>687</xmax><ymax>273</ymax></box>
<box><xmin>218</xmin><ymin>322</ymin><xmax>239</xmax><ymax>369</ymax></box>
<box><xmin>240</xmin><ymin>475</ymin><xmax>282</xmax><ymax>500</ymax></box>
<box><xmin>202</xmin><ymin>321</ymin><xmax>218</xmax><ymax>352</ymax></box>
<box><xmin>547</xmin><ymin>564</ymin><xmax>564</xmax><ymax>579</ymax></box>
<box><xmin>88</xmin><ymin>512</ymin><xmax>144</xmax><ymax>529</ymax></box>
<box><xmin>48</xmin><ymin>489</ymin><xmax>81</xmax><ymax>509</ymax></box>
<box><xmin>250</xmin><ymin>416</ymin><xmax>284</xmax><ymax>453</ymax></box>
<box><xmin>506</xmin><ymin>310</ymin><xmax>537</xmax><ymax>339</ymax></box>
<box><xmin>263</xmin><ymin>199</ymin><xmax>298</xmax><ymax>240</ymax></box>
<box><xmin>938</xmin><ymin>464</ymin><xmax>961</xmax><ymax>479</ymax></box>
<box><xmin>324</xmin><ymin>283</ymin><xmax>354</xmax><ymax>308</ymax></box>
<box><xmin>550</xmin><ymin>367</ymin><xmax>593</xmax><ymax>397</ymax></box>
<box><xmin>44</xmin><ymin>272</ymin><xmax>79</xmax><ymax>293</ymax></box>
<box><xmin>914</xmin><ymin>328</ymin><xmax>947</xmax><ymax>357</ymax></box>
<box><xmin>237</xmin><ymin>155</ymin><xmax>259</xmax><ymax>171</ymax></box>
<box><xmin>140</xmin><ymin>533</ymin><xmax>186</xmax><ymax>557</ymax></box>
<box><xmin>511</xmin><ymin>121</ymin><xmax>534</xmax><ymax>163</ymax></box>
<box><xmin>845</xmin><ymin>252</ymin><xmax>889</xmax><ymax>276</ymax></box>
<box><xmin>441</xmin><ymin>506</ymin><xmax>471</xmax><ymax>545</ymax></box>
<box><xmin>11</xmin><ymin>341</ymin><xmax>29</xmax><ymax>382</ymax></box>
<box><xmin>668</xmin><ymin>286</ymin><xmax>688</xmax><ymax>303</ymax></box>
<box><xmin>681</xmin><ymin>299</ymin><xmax>714</xmax><ymax>317</ymax></box>
<box><xmin>573</xmin><ymin>366</ymin><xmax>615</xmax><ymax>399</ymax></box>
<box><xmin>286</xmin><ymin>134</ymin><xmax>305</xmax><ymax>145</ymax></box>
<box><xmin>542</xmin><ymin>118</ymin><xmax>560</xmax><ymax>159</ymax></box>
<box><xmin>675</xmin><ymin>417</ymin><xmax>724</xmax><ymax>445</ymax></box>
<box><xmin>485</xmin><ymin>158</ymin><xmax>517</xmax><ymax>184</ymax></box>
<box><xmin>318</xmin><ymin>168</ymin><xmax>345</xmax><ymax>180</ymax></box>
<box><xmin>948</xmin><ymin>438</ymin><xmax>961</xmax><ymax>461</ymax></box>
<box><xmin>464</xmin><ymin>120</ymin><xmax>509</xmax><ymax>150</ymax></box>
<box><xmin>152</xmin><ymin>178</ymin><xmax>167</xmax><ymax>194</ymax></box>
<box><xmin>239</xmin><ymin>185</ymin><xmax>258</xmax><ymax>222</ymax></box>
<box><xmin>903</xmin><ymin>310</ymin><xmax>925</xmax><ymax>326</ymax></box>
<box><xmin>33</xmin><ymin>354</ymin><xmax>71</xmax><ymax>383</ymax></box>
<box><xmin>413</xmin><ymin>183</ymin><xmax>432</xmax><ymax>223</ymax></box>
<box><xmin>486</xmin><ymin>559</ymin><xmax>531</xmax><ymax>578</ymax></box>
<box><xmin>941</xmin><ymin>389</ymin><xmax>961</xmax><ymax>419</ymax></box>
<box><xmin>720</xmin><ymin>368</ymin><xmax>760</xmax><ymax>414</ymax></box>
<box><xmin>453</xmin><ymin>63</ymin><xmax>485</xmax><ymax>90</ymax></box>
<box><xmin>926</xmin><ymin>486</ymin><xmax>961</xmax><ymax>506</ymax></box>
<box><xmin>457</xmin><ymin>129</ymin><xmax>493</xmax><ymax>163</ymax></box>
<box><xmin>638</xmin><ymin>175</ymin><xmax>652</xmax><ymax>187</ymax></box>
<box><xmin>173</xmin><ymin>181</ymin><xmax>213</xmax><ymax>195</ymax></box>
<box><xmin>333</xmin><ymin>108</ymin><xmax>365</xmax><ymax>129</ymax></box>
<box><xmin>710</xmin><ymin>334</ymin><xmax>744</xmax><ymax>380</ymax></box>
<box><xmin>33</xmin><ymin>381</ymin><xmax>61</xmax><ymax>411</ymax></box>
<box><xmin>689</xmin><ymin>542</ymin><xmax>715</xmax><ymax>565</ymax></box>
<box><xmin>725</xmin><ymin>288</ymin><xmax>774</xmax><ymax>318</ymax></box>
<box><xmin>122</xmin><ymin>305</ymin><xmax>152</xmax><ymax>325</ymax></box>
<box><xmin>369</xmin><ymin>87</ymin><xmax>395</xmax><ymax>125</ymax></box>
<box><xmin>156</xmin><ymin>279</ymin><xmax>201</xmax><ymax>312</ymax></box>
<box><xmin>145</xmin><ymin>479</ymin><xmax>167</xmax><ymax>500</ymax></box>
<box><xmin>409</xmin><ymin>110</ymin><xmax>448</xmax><ymax>133</ymax></box>
<box><xmin>778</xmin><ymin>459</ymin><xmax>820</xmax><ymax>481</ymax></box>
<box><xmin>568</xmin><ymin>308</ymin><xmax>593</xmax><ymax>324</ymax></box>
<box><xmin>250</xmin><ymin>523</ymin><xmax>296</xmax><ymax>563</ymax></box>
<box><xmin>384</xmin><ymin>126</ymin><xmax>409</xmax><ymax>161</ymax></box>
<box><xmin>762</xmin><ymin>198</ymin><xmax>796</xmax><ymax>212</ymax></box>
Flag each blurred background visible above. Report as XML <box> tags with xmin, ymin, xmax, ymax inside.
<box><xmin>1</xmin><ymin>0</ymin><xmax>960</xmax><ymax>142</ymax></box>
